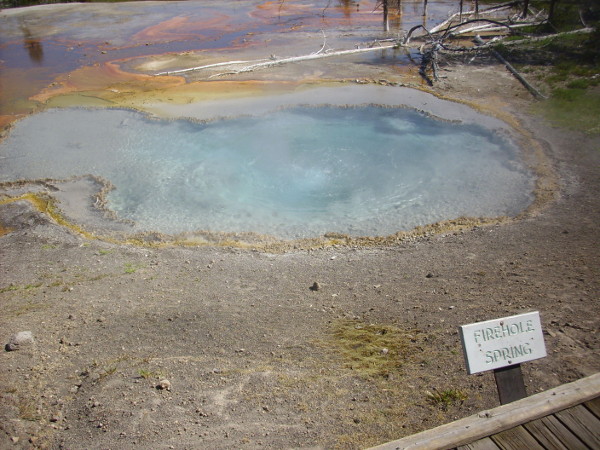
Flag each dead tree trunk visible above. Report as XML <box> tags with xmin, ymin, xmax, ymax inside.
<box><xmin>383</xmin><ymin>0</ymin><xmax>390</xmax><ymax>31</ymax></box>
<box><xmin>548</xmin><ymin>0</ymin><xmax>557</xmax><ymax>22</ymax></box>
<box><xmin>522</xmin><ymin>0</ymin><xmax>529</xmax><ymax>18</ymax></box>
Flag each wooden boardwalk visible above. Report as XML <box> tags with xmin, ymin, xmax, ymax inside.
<box><xmin>370</xmin><ymin>372</ymin><xmax>600</xmax><ymax>450</ymax></box>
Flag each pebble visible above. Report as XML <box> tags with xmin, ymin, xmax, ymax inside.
<box><xmin>5</xmin><ymin>331</ymin><xmax>34</xmax><ymax>351</ymax></box>
<box><xmin>157</xmin><ymin>379</ymin><xmax>171</xmax><ymax>391</ymax></box>
<box><xmin>310</xmin><ymin>282</ymin><xmax>321</xmax><ymax>291</ymax></box>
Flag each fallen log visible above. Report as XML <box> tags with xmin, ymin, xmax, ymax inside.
<box><xmin>154</xmin><ymin>42</ymin><xmax>400</xmax><ymax>78</ymax></box>
<box><xmin>473</xmin><ymin>34</ymin><xmax>546</xmax><ymax>99</ymax></box>
<box><xmin>429</xmin><ymin>0</ymin><xmax>524</xmax><ymax>34</ymax></box>
<box><xmin>155</xmin><ymin>60</ymin><xmax>270</xmax><ymax>76</ymax></box>
<box><xmin>486</xmin><ymin>26</ymin><xmax>595</xmax><ymax>47</ymax></box>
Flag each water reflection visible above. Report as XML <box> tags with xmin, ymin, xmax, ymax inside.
<box><xmin>20</xmin><ymin>22</ymin><xmax>44</xmax><ymax>65</ymax></box>
<box><xmin>337</xmin><ymin>0</ymin><xmax>360</xmax><ymax>18</ymax></box>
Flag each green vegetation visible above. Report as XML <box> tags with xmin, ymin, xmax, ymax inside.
<box><xmin>123</xmin><ymin>262</ymin><xmax>145</xmax><ymax>274</ymax></box>
<box><xmin>0</xmin><ymin>283</ymin><xmax>42</xmax><ymax>293</ymax></box>
<box><xmin>482</xmin><ymin>0</ymin><xmax>600</xmax><ymax>134</ymax></box>
<box><xmin>328</xmin><ymin>319</ymin><xmax>422</xmax><ymax>378</ymax></box>
<box><xmin>138</xmin><ymin>368</ymin><xmax>165</xmax><ymax>379</ymax></box>
<box><xmin>530</xmin><ymin>46</ymin><xmax>600</xmax><ymax>134</ymax></box>
<box><xmin>426</xmin><ymin>388</ymin><xmax>468</xmax><ymax>410</ymax></box>
<box><xmin>98</xmin><ymin>366</ymin><xmax>117</xmax><ymax>380</ymax></box>
<box><xmin>536</xmin><ymin>85</ymin><xmax>600</xmax><ymax>134</ymax></box>
<box><xmin>19</xmin><ymin>399</ymin><xmax>41</xmax><ymax>421</ymax></box>
<box><xmin>503</xmin><ymin>32</ymin><xmax>600</xmax><ymax>134</ymax></box>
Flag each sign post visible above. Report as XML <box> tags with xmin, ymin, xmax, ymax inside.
<box><xmin>459</xmin><ymin>311</ymin><xmax>547</xmax><ymax>404</ymax></box>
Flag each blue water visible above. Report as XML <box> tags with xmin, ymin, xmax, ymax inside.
<box><xmin>0</xmin><ymin>106</ymin><xmax>534</xmax><ymax>239</ymax></box>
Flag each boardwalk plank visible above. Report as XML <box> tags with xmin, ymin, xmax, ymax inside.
<box><xmin>584</xmin><ymin>396</ymin><xmax>600</xmax><ymax>419</ymax></box>
<box><xmin>524</xmin><ymin>415</ymin><xmax>586</xmax><ymax>450</ymax></box>
<box><xmin>555</xmin><ymin>404</ymin><xmax>600</xmax><ymax>449</ymax></box>
<box><xmin>369</xmin><ymin>376</ymin><xmax>600</xmax><ymax>450</ymax></box>
<box><xmin>490</xmin><ymin>425</ymin><xmax>542</xmax><ymax>449</ymax></box>
<box><xmin>457</xmin><ymin>437</ymin><xmax>500</xmax><ymax>449</ymax></box>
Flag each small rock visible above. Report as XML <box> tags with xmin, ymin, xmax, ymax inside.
<box><xmin>425</xmin><ymin>273</ymin><xmax>434</xmax><ymax>278</ymax></box>
<box><xmin>157</xmin><ymin>379</ymin><xmax>171</xmax><ymax>391</ymax></box>
<box><xmin>11</xmin><ymin>436</ymin><xmax>19</xmax><ymax>443</ymax></box>
<box><xmin>380</xmin><ymin>348</ymin><xmax>389</xmax><ymax>355</ymax></box>
<box><xmin>310</xmin><ymin>282</ymin><xmax>321</xmax><ymax>291</ymax></box>
<box><xmin>5</xmin><ymin>331</ymin><xmax>34</xmax><ymax>351</ymax></box>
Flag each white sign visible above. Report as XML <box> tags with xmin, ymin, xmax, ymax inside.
<box><xmin>459</xmin><ymin>311</ymin><xmax>547</xmax><ymax>375</ymax></box>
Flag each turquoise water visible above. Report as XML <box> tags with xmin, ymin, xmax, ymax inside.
<box><xmin>0</xmin><ymin>106</ymin><xmax>533</xmax><ymax>239</ymax></box>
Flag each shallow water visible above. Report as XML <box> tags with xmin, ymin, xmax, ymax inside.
<box><xmin>0</xmin><ymin>104</ymin><xmax>534</xmax><ymax>239</ymax></box>
<box><xmin>0</xmin><ymin>0</ymin><xmax>462</xmax><ymax>117</ymax></box>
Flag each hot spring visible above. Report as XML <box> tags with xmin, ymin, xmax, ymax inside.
<box><xmin>0</xmin><ymin>86</ymin><xmax>534</xmax><ymax>240</ymax></box>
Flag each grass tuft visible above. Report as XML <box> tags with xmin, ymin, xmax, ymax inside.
<box><xmin>425</xmin><ymin>388</ymin><xmax>468</xmax><ymax>410</ymax></box>
<box><xmin>327</xmin><ymin>319</ymin><xmax>422</xmax><ymax>378</ymax></box>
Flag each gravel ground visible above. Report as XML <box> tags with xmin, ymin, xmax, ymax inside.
<box><xmin>0</xmin><ymin>19</ymin><xmax>599</xmax><ymax>450</ymax></box>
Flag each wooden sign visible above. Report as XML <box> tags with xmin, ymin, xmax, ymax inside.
<box><xmin>459</xmin><ymin>311</ymin><xmax>547</xmax><ymax>375</ymax></box>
